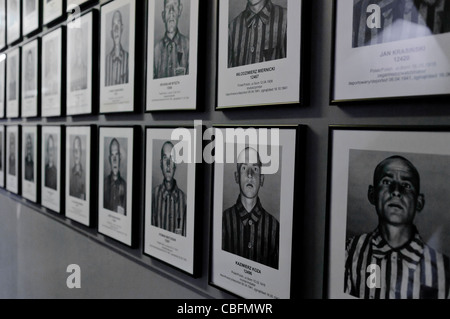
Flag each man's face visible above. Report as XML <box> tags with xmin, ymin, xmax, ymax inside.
<box><xmin>47</xmin><ymin>137</ymin><xmax>54</xmax><ymax>165</ymax></box>
<box><xmin>163</xmin><ymin>0</ymin><xmax>181</xmax><ymax>34</ymax></box>
<box><xmin>235</xmin><ymin>148</ymin><xmax>264</xmax><ymax>200</ymax></box>
<box><xmin>73</xmin><ymin>138</ymin><xmax>81</xmax><ymax>166</ymax></box>
<box><xmin>109</xmin><ymin>141</ymin><xmax>120</xmax><ymax>177</ymax></box>
<box><xmin>26</xmin><ymin>135</ymin><xmax>32</xmax><ymax>157</ymax></box>
<box><xmin>160</xmin><ymin>143</ymin><xmax>175</xmax><ymax>182</ymax></box>
<box><xmin>111</xmin><ymin>12</ymin><xmax>123</xmax><ymax>46</ymax></box>
<box><xmin>369</xmin><ymin>158</ymin><xmax>424</xmax><ymax>227</ymax></box>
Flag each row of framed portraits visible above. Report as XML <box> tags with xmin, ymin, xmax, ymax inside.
<box><xmin>0</xmin><ymin>123</ymin><xmax>304</xmax><ymax>300</ymax></box>
<box><xmin>0</xmin><ymin>0</ymin><xmax>307</xmax><ymax>114</ymax></box>
<box><xmin>3</xmin><ymin>123</ymin><xmax>450</xmax><ymax>300</ymax></box>
<box><xmin>2</xmin><ymin>0</ymin><xmax>450</xmax><ymax>112</ymax></box>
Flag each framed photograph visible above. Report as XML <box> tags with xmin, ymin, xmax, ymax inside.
<box><xmin>216</xmin><ymin>0</ymin><xmax>303</xmax><ymax>109</ymax></box>
<box><xmin>66</xmin><ymin>11</ymin><xmax>94</xmax><ymax>116</ymax></box>
<box><xmin>0</xmin><ymin>126</ymin><xmax>5</xmax><ymax>188</ymax></box>
<box><xmin>42</xmin><ymin>27</ymin><xmax>63</xmax><ymax>117</ymax></box>
<box><xmin>210</xmin><ymin>125</ymin><xmax>304</xmax><ymax>299</ymax></box>
<box><xmin>44</xmin><ymin>0</ymin><xmax>64</xmax><ymax>25</ymax></box>
<box><xmin>98</xmin><ymin>126</ymin><xmax>137</xmax><ymax>246</ymax></box>
<box><xmin>99</xmin><ymin>0</ymin><xmax>136</xmax><ymax>114</ymax></box>
<box><xmin>6</xmin><ymin>125</ymin><xmax>20</xmax><ymax>194</ymax></box>
<box><xmin>41</xmin><ymin>126</ymin><xmax>63</xmax><ymax>213</ymax></box>
<box><xmin>65</xmin><ymin>126</ymin><xmax>94</xmax><ymax>227</ymax></box>
<box><xmin>6</xmin><ymin>0</ymin><xmax>21</xmax><ymax>44</ymax></box>
<box><xmin>146</xmin><ymin>0</ymin><xmax>201</xmax><ymax>111</ymax></box>
<box><xmin>6</xmin><ymin>48</ymin><xmax>20</xmax><ymax>118</ymax></box>
<box><xmin>326</xmin><ymin>126</ymin><xmax>450</xmax><ymax>299</ymax></box>
<box><xmin>0</xmin><ymin>0</ymin><xmax>5</xmax><ymax>49</ymax></box>
<box><xmin>332</xmin><ymin>0</ymin><xmax>450</xmax><ymax>102</ymax></box>
<box><xmin>22</xmin><ymin>125</ymin><xmax>39</xmax><ymax>203</ymax></box>
<box><xmin>144</xmin><ymin>126</ymin><xmax>202</xmax><ymax>276</ymax></box>
<box><xmin>0</xmin><ymin>55</ymin><xmax>6</xmax><ymax>118</ymax></box>
<box><xmin>23</xmin><ymin>0</ymin><xmax>40</xmax><ymax>35</ymax></box>
<box><xmin>22</xmin><ymin>39</ymin><xmax>39</xmax><ymax>118</ymax></box>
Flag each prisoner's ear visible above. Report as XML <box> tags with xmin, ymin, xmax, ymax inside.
<box><xmin>260</xmin><ymin>174</ymin><xmax>265</xmax><ymax>187</ymax></box>
<box><xmin>179</xmin><ymin>3</ymin><xmax>183</xmax><ymax>15</ymax></box>
<box><xmin>162</xmin><ymin>10</ymin><xmax>165</xmax><ymax>23</ymax></box>
<box><xmin>368</xmin><ymin>185</ymin><xmax>375</xmax><ymax>205</ymax></box>
<box><xmin>416</xmin><ymin>194</ymin><xmax>425</xmax><ymax>213</ymax></box>
<box><xmin>234</xmin><ymin>171</ymin><xmax>239</xmax><ymax>184</ymax></box>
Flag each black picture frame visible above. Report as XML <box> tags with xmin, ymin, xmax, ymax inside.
<box><xmin>66</xmin><ymin>9</ymin><xmax>98</xmax><ymax>116</ymax></box>
<box><xmin>97</xmin><ymin>125</ymin><xmax>140</xmax><ymax>247</ymax></box>
<box><xmin>22</xmin><ymin>0</ymin><xmax>41</xmax><ymax>36</ymax></box>
<box><xmin>142</xmin><ymin>125</ymin><xmax>204</xmax><ymax>278</ymax></box>
<box><xmin>208</xmin><ymin>124</ymin><xmax>305</xmax><ymax>299</ymax></box>
<box><xmin>330</xmin><ymin>0</ymin><xmax>450</xmax><ymax>104</ymax></box>
<box><xmin>99</xmin><ymin>0</ymin><xmax>144</xmax><ymax>115</ymax></box>
<box><xmin>41</xmin><ymin>26</ymin><xmax>66</xmax><ymax>118</ymax></box>
<box><xmin>6</xmin><ymin>0</ymin><xmax>22</xmax><ymax>45</ymax></box>
<box><xmin>65</xmin><ymin>125</ymin><xmax>97</xmax><ymax>227</ymax></box>
<box><xmin>145</xmin><ymin>0</ymin><xmax>207</xmax><ymax>112</ymax></box>
<box><xmin>43</xmin><ymin>0</ymin><xmax>65</xmax><ymax>26</ymax></box>
<box><xmin>40</xmin><ymin>125</ymin><xmax>65</xmax><ymax>214</ymax></box>
<box><xmin>5</xmin><ymin>124</ymin><xmax>20</xmax><ymax>195</ymax></box>
<box><xmin>325</xmin><ymin>125</ymin><xmax>450</xmax><ymax>299</ymax></box>
<box><xmin>215</xmin><ymin>0</ymin><xmax>309</xmax><ymax>110</ymax></box>
<box><xmin>21</xmin><ymin>125</ymin><xmax>40</xmax><ymax>204</ymax></box>
<box><xmin>0</xmin><ymin>125</ymin><xmax>5</xmax><ymax>188</ymax></box>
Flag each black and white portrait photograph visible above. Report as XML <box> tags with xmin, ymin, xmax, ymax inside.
<box><xmin>0</xmin><ymin>0</ymin><xmax>5</xmax><ymax>49</ymax></box>
<box><xmin>6</xmin><ymin>125</ymin><xmax>19</xmax><ymax>194</ymax></box>
<box><xmin>352</xmin><ymin>0</ymin><xmax>450</xmax><ymax>48</ymax></box>
<box><xmin>22</xmin><ymin>39</ymin><xmax>38</xmax><ymax>118</ymax></box>
<box><xmin>66</xmin><ymin>126</ymin><xmax>92</xmax><ymax>227</ymax></box>
<box><xmin>146</xmin><ymin>0</ymin><xmax>199</xmax><ymax>111</ymax></box>
<box><xmin>211</xmin><ymin>126</ymin><xmax>302</xmax><ymax>299</ymax></box>
<box><xmin>22</xmin><ymin>126</ymin><xmax>38</xmax><ymax>203</ymax></box>
<box><xmin>43</xmin><ymin>0</ymin><xmax>63</xmax><ymax>25</ymax></box>
<box><xmin>333</xmin><ymin>0</ymin><xmax>450</xmax><ymax>101</ymax></box>
<box><xmin>6</xmin><ymin>49</ymin><xmax>20</xmax><ymax>119</ymax></box>
<box><xmin>42</xmin><ymin>28</ymin><xmax>62</xmax><ymax>117</ymax></box>
<box><xmin>228</xmin><ymin>0</ymin><xmax>287</xmax><ymax>68</ymax></box>
<box><xmin>67</xmin><ymin>12</ymin><xmax>93</xmax><ymax>116</ymax></box>
<box><xmin>0</xmin><ymin>56</ymin><xmax>5</xmax><ymax>118</ymax></box>
<box><xmin>0</xmin><ymin>126</ymin><xmax>4</xmax><ymax>188</ymax></box>
<box><xmin>100</xmin><ymin>0</ymin><xmax>135</xmax><ymax>113</ymax></box>
<box><xmin>153</xmin><ymin>0</ymin><xmax>190</xmax><ymax>79</ymax></box>
<box><xmin>6</xmin><ymin>0</ymin><xmax>20</xmax><ymax>44</ymax></box>
<box><xmin>326</xmin><ymin>127</ymin><xmax>450</xmax><ymax>299</ymax></box>
<box><xmin>41</xmin><ymin>126</ymin><xmax>62</xmax><ymax>213</ymax></box>
<box><xmin>98</xmin><ymin>127</ymin><xmax>134</xmax><ymax>246</ymax></box>
<box><xmin>23</xmin><ymin>0</ymin><xmax>39</xmax><ymax>35</ymax></box>
<box><xmin>144</xmin><ymin>128</ymin><xmax>199</xmax><ymax>275</ymax></box>
<box><xmin>217</xmin><ymin>0</ymin><xmax>302</xmax><ymax>109</ymax></box>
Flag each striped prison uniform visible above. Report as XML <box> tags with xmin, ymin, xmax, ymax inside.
<box><xmin>222</xmin><ymin>196</ymin><xmax>279</xmax><ymax>269</ymax></box>
<box><xmin>353</xmin><ymin>0</ymin><xmax>450</xmax><ymax>47</ymax></box>
<box><xmin>345</xmin><ymin>227</ymin><xmax>450</xmax><ymax>299</ymax></box>
<box><xmin>153</xmin><ymin>30</ymin><xmax>190</xmax><ymax>79</ymax></box>
<box><xmin>228</xmin><ymin>0</ymin><xmax>287</xmax><ymax>68</ymax></box>
<box><xmin>152</xmin><ymin>180</ymin><xmax>187</xmax><ymax>237</ymax></box>
<box><xmin>105</xmin><ymin>46</ymin><xmax>129</xmax><ymax>86</ymax></box>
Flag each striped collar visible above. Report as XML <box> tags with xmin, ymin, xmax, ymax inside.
<box><xmin>235</xmin><ymin>195</ymin><xmax>263</xmax><ymax>226</ymax></box>
<box><xmin>163</xmin><ymin>30</ymin><xmax>183</xmax><ymax>48</ymax></box>
<box><xmin>371</xmin><ymin>227</ymin><xmax>425</xmax><ymax>268</ymax></box>
<box><xmin>245</xmin><ymin>0</ymin><xmax>273</xmax><ymax>28</ymax></box>
<box><xmin>161</xmin><ymin>179</ymin><xmax>180</xmax><ymax>202</ymax></box>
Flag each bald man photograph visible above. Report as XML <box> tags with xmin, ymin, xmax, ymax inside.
<box><xmin>103</xmin><ymin>138</ymin><xmax>127</xmax><ymax>215</ymax></box>
<box><xmin>222</xmin><ymin>147</ymin><xmax>279</xmax><ymax>269</ymax></box>
<box><xmin>345</xmin><ymin>155</ymin><xmax>450</xmax><ymax>299</ymax></box>
<box><xmin>151</xmin><ymin>141</ymin><xmax>187</xmax><ymax>236</ymax></box>
<box><xmin>105</xmin><ymin>8</ymin><xmax>129</xmax><ymax>86</ymax></box>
